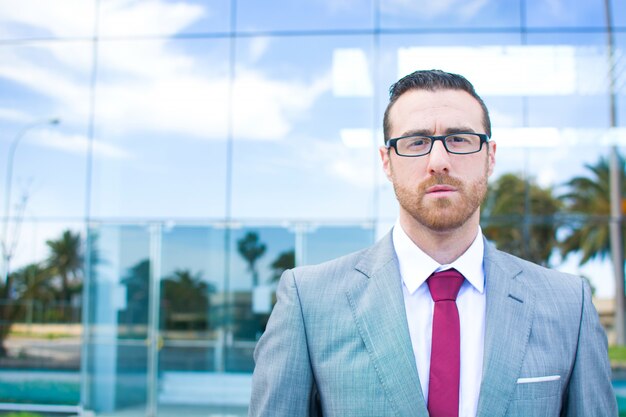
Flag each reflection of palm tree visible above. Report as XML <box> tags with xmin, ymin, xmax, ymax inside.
<box><xmin>270</xmin><ymin>250</ymin><xmax>295</xmax><ymax>282</ymax></box>
<box><xmin>46</xmin><ymin>230</ymin><xmax>83</xmax><ymax>304</ymax></box>
<box><xmin>237</xmin><ymin>232</ymin><xmax>266</xmax><ymax>287</ymax></box>
<box><xmin>482</xmin><ymin>173</ymin><xmax>561</xmax><ymax>266</ymax></box>
<box><xmin>120</xmin><ymin>259</ymin><xmax>151</xmax><ymax>327</ymax></box>
<box><xmin>559</xmin><ymin>154</ymin><xmax>626</xmax><ymax>264</ymax></box>
<box><xmin>0</xmin><ymin>262</ymin><xmax>52</xmax><ymax>356</ymax></box>
<box><xmin>161</xmin><ymin>269</ymin><xmax>215</xmax><ymax>330</ymax></box>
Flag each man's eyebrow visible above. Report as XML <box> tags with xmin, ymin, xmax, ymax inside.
<box><xmin>397</xmin><ymin>127</ymin><xmax>477</xmax><ymax>137</ymax></box>
<box><xmin>444</xmin><ymin>127</ymin><xmax>477</xmax><ymax>134</ymax></box>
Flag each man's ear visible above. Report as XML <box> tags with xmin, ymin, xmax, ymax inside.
<box><xmin>487</xmin><ymin>141</ymin><xmax>497</xmax><ymax>177</ymax></box>
<box><xmin>380</xmin><ymin>146</ymin><xmax>393</xmax><ymax>181</ymax></box>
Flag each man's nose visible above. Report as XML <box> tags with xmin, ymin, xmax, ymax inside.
<box><xmin>427</xmin><ymin>140</ymin><xmax>451</xmax><ymax>174</ymax></box>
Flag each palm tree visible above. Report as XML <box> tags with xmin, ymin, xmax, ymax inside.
<box><xmin>46</xmin><ymin>230</ymin><xmax>83</xmax><ymax>305</ymax></box>
<box><xmin>481</xmin><ymin>173</ymin><xmax>562</xmax><ymax>266</ymax></box>
<box><xmin>559</xmin><ymin>154</ymin><xmax>626</xmax><ymax>264</ymax></box>
<box><xmin>161</xmin><ymin>269</ymin><xmax>215</xmax><ymax>330</ymax></box>
<box><xmin>270</xmin><ymin>250</ymin><xmax>295</xmax><ymax>282</ymax></box>
<box><xmin>0</xmin><ymin>262</ymin><xmax>53</xmax><ymax>356</ymax></box>
<box><xmin>237</xmin><ymin>232</ymin><xmax>267</xmax><ymax>287</ymax></box>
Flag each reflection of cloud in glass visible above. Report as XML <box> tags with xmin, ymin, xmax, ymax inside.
<box><xmin>248</xmin><ymin>37</ymin><xmax>272</xmax><ymax>63</ymax></box>
<box><xmin>381</xmin><ymin>0</ymin><xmax>489</xmax><ymax>19</ymax></box>
<box><xmin>494</xmin><ymin>127</ymin><xmax>626</xmax><ymax>148</ymax></box>
<box><xmin>0</xmin><ymin>0</ymin><xmax>94</xmax><ymax>38</ymax></box>
<box><xmin>30</xmin><ymin>130</ymin><xmax>132</xmax><ymax>160</ymax></box>
<box><xmin>340</xmin><ymin>128</ymin><xmax>372</xmax><ymax>148</ymax></box>
<box><xmin>332</xmin><ymin>48</ymin><xmax>373</xmax><ymax>97</ymax></box>
<box><xmin>0</xmin><ymin>0</ymin><xmax>332</xmax><ymax>143</ymax></box>
<box><xmin>398</xmin><ymin>46</ymin><xmax>609</xmax><ymax>96</ymax></box>
<box><xmin>99</xmin><ymin>0</ymin><xmax>205</xmax><ymax>37</ymax></box>
<box><xmin>301</xmin><ymin>140</ymin><xmax>374</xmax><ymax>189</ymax></box>
<box><xmin>233</xmin><ymin>70</ymin><xmax>331</xmax><ymax>140</ymax></box>
<box><xmin>0</xmin><ymin>46</ymin><xmax>90</xmax><ymax>119</ymax></box>
<box><xmin>0</xmin><ymin>108</ymin><xmax>32</xmax><ymax>123</ymax></box>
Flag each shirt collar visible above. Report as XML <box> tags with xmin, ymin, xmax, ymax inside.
<box><xmin>392</xmin><ymin>220</ymin><xmax>485</xmax><ymax>295</ymax></box>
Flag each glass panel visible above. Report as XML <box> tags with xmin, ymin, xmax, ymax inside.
<box><xmin>303</xmin><ymin>225</ymin><xmax>374</xmax><ymax>265</ymax></box>
<box><xmin>613</xmin><ymin>0</ymin><xmax>625</xmax><ymax>27</ymax></box>
<box><xmin>85</xmin><ymin>224</ymin><xmax>151</xmax><ymax>413</ymax></box>
<box><xmin>226</xmin><ymin>226</ymin><xmax>295</xmax><ymax>372</ymax></box>
<box><xmin>237</xmin><ymin>0</ymin><xmax>373</xmax><ymax>31</ymax></box>
<box><xmin>0</xmin><ymin>42</ymin><xmax>91</xmax><ymax>219</ymax></box>
<box><xmin>525</xmin><ymin>0</ymin><xmax>606</xmax><ymax>28</ymax></box>
<box><xmin>157</xmin><ymin>346</ymin><xmax>250</xmax><ymax>417</ymax></box>
<box><xmin>379</xmin><ymin>0</ymin><xmax>521</xmax><ymax>29</ymax></box>
<box><xmin>524</xmin><ymin>33</ymin><xmax>610</xmax><ymax>129</ymax></box>
<box><xmin>0</xmin><ymin>221</ymin><xmax>84</xmax><ymax>406</ymax></box>
<box><xmin>617</xmin><ymin>34</ymin><xmax>625</xmax><ymax>128</ymax></box>
<box><xmin>91</xmin><ymin>38</ymin><xmax>229</xmax><ymax>218</ymax></box>
<box><xmin>0</xmin><ymin>0</ymin><xmax>96</xmax><ymax>39</ymax></box>
<box><xmin>232</xmin><ymin>35</ymin><xmax>376</xmax><ymax>220</ymax></box>
<box><xmin>99</xmin><ymin>0</ymin><xmax>231</xmax><ymax>37</ymax></box>
<box><xmin>160</xmin><ymin>225</ymin><xmax>225</xmax><ymax>341</ymax></box>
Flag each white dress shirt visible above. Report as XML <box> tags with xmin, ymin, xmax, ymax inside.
<box><xmin>392</xmin><ymin>222</ymin><xmax>486</xmax><ymax>417</ymax></box>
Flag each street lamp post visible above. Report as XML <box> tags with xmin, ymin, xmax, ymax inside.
<box><xmin>1</xmin><ymin>118</ymin><xmax>61</xmax><ymax>293</ymax></box>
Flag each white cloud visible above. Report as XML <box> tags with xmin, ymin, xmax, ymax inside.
<box><xmin>397</xmin><ymin>45</ymin><xmax>609</xmax><ymax>96</ymax></box>
<box><xmin>0</xmin><ymin>108</ymin><xmax>32</xmax><ymax>123</ymax></box>
<box><xmin>233</xmin><ymin>70</ymin><xmax>331</xmax><ymax>140</ymax></box>
<box><xmin>332</xmin><ymin>48</ymin><xmax>373</xmax><ymax>97</ymax></box>
<box><xmin>248</xmin><ymin>37</ymin><xmax>271</xmax><ymax>63</ymax></box>
<box><xmin>30</xmin><ymin>129</ymin><xmax>132</xmax><ymax>160</ymax></box>
<box><xmin>99</xmin><ymin>0</ymin><xmax>205</xmax><ymax>37</ymax></box>
<box><xmin>0</xmin><ymin>0</ymin><xmax>95</xmax><ymax>38</ymax></box>
<box><xmin>0</xmin><ymin>1</ymin><xmax>331</xmax><ymax>144</ymax></box>
<box><xmin>341</xmin><ymin>128</ymin><xmax>373</xmax><ymax>148</ymax></box>
<box><xmin>381</xmin><ymin>0</ymin><xmax>488</xmax><ymax>19</ymax></box>
<box><xmin>286</xmin><ymin>138</ymin><xmax>376</xmax><ymax>189</ymax></box>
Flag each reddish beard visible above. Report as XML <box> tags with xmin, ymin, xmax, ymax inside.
<box><xmin>392</xmin><ymin>172</ymin><xmax>488</xmax><ymax>232</ymax></box>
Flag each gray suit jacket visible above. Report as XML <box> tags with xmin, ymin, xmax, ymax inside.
<box><xmin>249</xmin><ymin>233</ymin><xmax>618</xmax><ymax>416</ymax></box>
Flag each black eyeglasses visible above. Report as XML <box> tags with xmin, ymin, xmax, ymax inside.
<box><xmin>385</xmin><ymin>132</ymin><xmax>490</xmax><ymax>157</ymax></box>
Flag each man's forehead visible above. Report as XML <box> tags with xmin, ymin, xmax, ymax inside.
<box><xmin>389</xmin><ymin>89</ymin><xmax>484</xmax><ymax>128</ymax></box>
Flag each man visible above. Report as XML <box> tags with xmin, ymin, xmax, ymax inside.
<box><xmin>249</xmin><ymin>70</ymin><xmax>617</xmax><ymax>417</ymax></box>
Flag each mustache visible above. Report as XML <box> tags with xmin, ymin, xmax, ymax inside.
<box><xmin>419</xmin><ymin>174</ymin><xmax>464</xmax><ymax>192</ymax></box>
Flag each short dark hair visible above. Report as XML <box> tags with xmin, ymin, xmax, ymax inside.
<box><xmin>383</xmin><ymin>69</ymin><xmax>491</xmax><ymax>142</ymax></box>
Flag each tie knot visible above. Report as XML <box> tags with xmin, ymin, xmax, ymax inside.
<box><xmin>427</xmin><ymin>269</ymin><xmax>464</xmax><ymax>302</ymax></box>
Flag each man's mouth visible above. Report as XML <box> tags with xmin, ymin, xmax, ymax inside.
<box><xmin>426</xmin><ymin>185</ymin><xmax>457</xmax><ymax>194</ymax></box>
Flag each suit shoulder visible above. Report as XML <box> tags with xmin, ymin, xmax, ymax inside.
<box><xmin>291</xmin><ymin>245</ymin><xmax>371</xmax><ymax>281</ymax></box>
<box><xmin>490</xmin><ymin>249</ymin><xmax>584</xmax><ymax>295</ymax></box>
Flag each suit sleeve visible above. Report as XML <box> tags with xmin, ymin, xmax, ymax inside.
<box><xmin>249</xmin><ymin>269</ymin><xmax>316</xmax><ymax>417</ymax></box>
<box><xmin>562</xmin><ymin>279</ymin><xmax>618</xmax><ymax>416</ymax></box>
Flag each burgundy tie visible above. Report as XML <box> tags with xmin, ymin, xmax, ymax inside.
<box><xmin>426</xmin><ymin>268</ymin><xmax>464</xmax><ymax>417</ymax></box>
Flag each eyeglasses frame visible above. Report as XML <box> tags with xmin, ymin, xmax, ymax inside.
<box><xmin>385</xmin><ymin>132</ymin><xmax>490</xmax><ymax>157</ymax></box>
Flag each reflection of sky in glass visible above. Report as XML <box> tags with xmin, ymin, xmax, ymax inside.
<box><xmin>379</xmin><ymin>0</ymin><xmax>521</xmax><ymax>29</ymax></box>
<box><xmin>0</xmin><ymin>0</ymin><xmax>623</xmax><ymax>299</ymax></box>
<box><xmin>525</xmin><ymin>0</ymin><xmax>605</xmax><ymax>28</ymax></box>
<box><xmin>232</xmin><ymin>35</ymin><xmax>376</xmax><ymax>219</ymax></box>
<box><xmin>304</xmin><ymin>226</ymin><xmax>374</xmax><ymax>265</ymax></box>
<box><xmin>614</xmin><ymin>0</ymin><xmax>626</xmax><ymax>27</ymax></box>
<box><xmin>99</xmin><ymin>0</ymin><xmax>231</xmax><ymax>37</ymax></box>
<box><xmin>91</xmin><ymin>38</ymin><xmax>230</xmax><ymax>217</ymax></box>
<box><xmin>161</xmin><ymin>226</ymin><xmax>225</xmax><ymax>290</ymax></box>
<box><xmin>236</xmin><ymin>0</ymin><xmax>373</xmax><ymax>31</ymax></box>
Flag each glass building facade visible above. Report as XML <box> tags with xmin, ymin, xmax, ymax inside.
<box><xmin>0</xmin><ymin>0</ymin><xmax>625</xmax><ymax>415</ymax></box>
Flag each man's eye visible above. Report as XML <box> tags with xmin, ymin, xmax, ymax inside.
<box><xmin>407</xmin><ymin>138</ymin><xmax>429</xmax><ymax>147</ymax></box>
<box><xmin>448</xmin><ymin>135</ymin><xmax>468</xmax><ymax>143</ymax></box>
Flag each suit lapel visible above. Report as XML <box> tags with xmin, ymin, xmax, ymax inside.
<box><xmin>476</xmin><ymin>242</ymin><xmax>536</xmax><ymax>417</ymax></box>
<box><xmin>346</xmin><ymin>234</ymin><xmax>427</xmax><ymax>417</ymax></box>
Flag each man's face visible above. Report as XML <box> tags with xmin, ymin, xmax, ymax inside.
<box><xmin>380</xmin><ymin>88</ymin><xmax>496</xmax><ymax>233</ymax></box>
